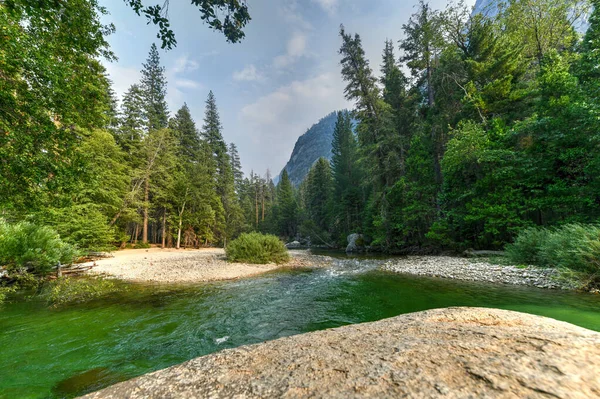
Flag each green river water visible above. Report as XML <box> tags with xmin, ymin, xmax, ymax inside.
<box><xmin>1</xmin><ymin>256</ymin><xmax>599</xmax><ymax>398</ymax></box>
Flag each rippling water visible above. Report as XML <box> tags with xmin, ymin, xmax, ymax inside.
<box><xmin>1</xmin><ymin>256</ymin><xmax>599</xmax><ymax>398</ymax></box>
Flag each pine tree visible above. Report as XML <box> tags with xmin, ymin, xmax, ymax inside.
<box><xmin>380</xmin><ymin>40</ymin><xmax>410</xmax><ymax>177</ymax></box>
<box><xmin>331</xmin><ymin>111</ymin><xmax>363</xmax><ymax>238</ymax></box>
<box><xmin>141</xmin><ymin>43</ymin><xmax>169</xmax><ymax>132</ymax></box>
<box><xmin>118</xmin><ymin>84</ymin><xmax>146</xmax><ymax>157</ymax></box>
<box><xmin>228</xmin><ymin>142</ymin><xmax>244</xmax><ymax>193</ymax></box>
<box><xmin>579</xmin><ymin>0</ymin><xmax>600</xmax><ymax>98</ymax></box>
<box><xmin>201</xmin><ymin>91</ymin><xmax>240</xmax><ymax>244</ymax></box>
<box><xmin>400</xmin><ymin>0</ymin><xmax>443</xmax><ymax>108</ymax></box>
<box><xmin>276</xmin><ymin>170</ymin><xmax>297</xmax><ymax>239</ymax></box>
<box><xmin>339</xmin><ymin>25</ymin><xmax>391</xmax><ymax>188</ymax></box>
<box><xmin>170</xmin><ymin>103</ymin><xmax>201</xmax><ymax>162</ymax></box>
<box><xmin>135</xmin><ymin>44</ymin><xmax>169</xmax><ymax>243</ymax></box>
<box><xmin>305</xmin><ymin>158</ymin><xmax>333</xmax><ymax>232</ymax></box>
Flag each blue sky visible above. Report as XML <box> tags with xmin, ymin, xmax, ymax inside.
<box><xmin>101</xmin><ymin>0</ymin><xmax>475</xmax><ymax>175</ymax></box>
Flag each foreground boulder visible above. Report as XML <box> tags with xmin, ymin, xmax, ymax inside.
<box><xmin>82</xmin><ymin>307</ymin><xmax>600</xmax><ymax>398</ymax></box>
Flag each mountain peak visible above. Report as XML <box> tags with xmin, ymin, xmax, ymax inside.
<box><xmin>277</xmin><ymin>111</ymin><xmax>348</xmax><ymax>186</ymax></box>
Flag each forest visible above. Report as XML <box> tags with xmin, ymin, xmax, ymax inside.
<box><xmin>295</xmin><ymin>0</ymin><xmax>600</xmax><ymax>253</ymax></box>
<box><xmin>1</xmin><ymin>0</ymin><xmax>600</xmax><ymax>262</ymax></box>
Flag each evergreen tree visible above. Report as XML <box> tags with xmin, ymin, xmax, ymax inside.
<box><xmin>229</xmin><ymin>142</ymin><xmax>244</xmax><ymax>193</ymax></box>
<box><xmin>170</xmin><ymin>103</ymin><xmax>201</xmax><ymax>162</ymax></box>
<box><xmin>118</xmin><ymin>84</ymin><xmax>146</xmax><ymax>157</ymax></box>
<box><xmin>275</xmin><ymin>170</ymin><xmax>297</xmax><ymax>239</ymax></box>
<box><xmin>579</xmin><ymin>0</ymin><xmax>600</xmax><ymax>98</ymax></box>
<box><xmin>400</xmin><ymin>0</ymin><xmax>443</xmax><ymax>107</ymax></box>
<box><xmin>201</xmin><ymin>91</ymin><xmax>240</xmax><ymax>244</ymax></box>
<box><xmin>141</xmin><ymin>43</ymin><xmax>169</xmax><ymax>132</ymax></box>
<box><xmin>304</xmin><ymin>158</ymin><xmax>333</xmax><ymax>235</ymax></box>
<box><xmin>331</xmin><ymin>111</ymin><xmax>363</xmax><ymax>240</ymax></box>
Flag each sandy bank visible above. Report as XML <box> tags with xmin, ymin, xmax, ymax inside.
<box><xmin>85</xmin><ymin>248</ymin><xmax>313</xmax><ymax>284</ymax></box>
<box><xmin>81</xmin><ymin>307</ymin><xmax>600</xmax><ymax>398</ymax></box>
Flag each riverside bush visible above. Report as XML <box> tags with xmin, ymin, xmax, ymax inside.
<box><xmin>226</xmin><ymin>232</ymin><xmax>290</xmax><ymax>264</ymax></box>
<box><xmin>42</xmin><ymin>276</ymin><xmax>123</xmax><ymax>306</ymax></box>
<box><xmin>0</xmin><ymin>220</ymin><xmax>77</xmax><ymax>275</ymax></box>
<box><xmin>506</xmin><ymin>224</ymin><xmax>600</xmax><ymax>274</ymax></box>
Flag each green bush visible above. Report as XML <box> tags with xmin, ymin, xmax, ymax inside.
<box><xmin>226</xmin><ymin>232</ymin><xmax>290</xmax><ymax>264</ymax></box>
<box><xmin>0</xmin><ymin>220</ymin><xmax>77</xmax><ymax>275</ymax></box>
<box><xmin>42</xmin><ymin>276</ymin><xmax>123</xmax><ymax>306</ymax></box>
<box><xmin>0</xmin><ymin>286</ymin><xmax>16</xmax><ymax>305</ymax></box>
<box><xmin>506</xmin><ymin>224</ymin><xmax>600</xmax><ymax>274</ymax></box>
<box><xmin>505</xmin><ymin>227</ymin><xmax>550</xmax><ymax>265</ymax></box>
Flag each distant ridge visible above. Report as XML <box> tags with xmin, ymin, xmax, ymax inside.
<box><xmin>277</xmin><ymin>111</ymin><xmax>350</xmax><ymax>187</ymax></box>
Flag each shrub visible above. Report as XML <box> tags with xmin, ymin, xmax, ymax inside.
<box><xmin>540</xmin><ymin>224</ymin><xmax>600</xmax><ymax>273</ymax></box>
<box><xmin>0</xmin><ymin>220</ymin><xmax>77</xmax><ymax>275</ymax></box>
<box><xmin>42</xmin><ymin>276</ymin><xmax>123</xmax><ymax>306</ymax></box>
<box><xmin>226</xmin><ymin>232</ymin><xmax>290</xmax><ymax>264</ymax></box>
<box><xmin>506</xmin><ymin>224</ymin><xmax>600</xmax><ymax>274</ymax></box>
<box><xmin>0</xmin><ymin>286</ymin><xmax>16</xmax><ymax>305</ymax></box>
<box><xmin>505</xmin><ymin>227</ymin><xmax>550</xmax><ymax>265</ymax></box>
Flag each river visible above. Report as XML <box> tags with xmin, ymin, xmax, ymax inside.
<box><xmin>1</xmin><ymin>256</ymin><xmax>599</xmax><ymax>398</ymax></box>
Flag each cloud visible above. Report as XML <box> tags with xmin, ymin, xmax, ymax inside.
<box><xmin>312</xmin><ymin>0</ymin><xmax>339</xmax><ymax>14</ymax></box>
<box><xmin>167</xmin><ymin>55</ymin><xmax>202</xmax><ymax>111</ymax></box>
<box><xmin>171</xmin><ymin>55</ymin><xmax>199</xmax><ymax>74</ymax></box>
<box><xmin>174</xmin><ymin>78</ymin><xmax>201</xmax><ymax>89</ymax></box>
<box><xmin>233</xmin><ymin>64</ymin><xmax>264</xmax><ymax>82</ymax></box>
<box><xmin>238</xmin><ymin>73</ymin><xmax>351</xmax><ymax>174</ymax></box>
<box><xmin>273</xmin><ymin>32</ymin><xmax>308</xmax><ymax>69</ymax></box>
<box><xmin>103</xmin><ymin>53</ymin><xmax>201</xmax><ymax>113</ymax></box>
<box><xmin>103</xmin><ymin>62</ymin><xmax>141</xmax><ymax>102</ymax></box>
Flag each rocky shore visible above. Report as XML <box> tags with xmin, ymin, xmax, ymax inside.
<box><xmin>382</xmin><ymin>256</ymin><xmax>578</xmax><ymax>290</ymax></box>
<box><xmin>81</xmin><ymin>307</ymin><xmax>600</xmax><ymax>398</ymax></box>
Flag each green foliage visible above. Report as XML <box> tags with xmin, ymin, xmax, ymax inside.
<box><xmin>226</xmin><ymin>232</ymin><xmax>290</xmax><ymax>264</ymax></box>
<box><xmin>506</xmin><ymin>224</ymin><xmax>600</xmax><ymax>274</ymax></box>
<box><xmin>505</xmin><ymin>227</ymin><xmax>551</xmax><ymax>265</ymax></box>
<box><xmin>0</xmin><ymin>220</ymin><xmax>77</xmax><ymax>275</ymax></box>
<box><xmin>0</xmin><ymin>0</ymin><xmax>114</xmax><ymax>212</ymax></box>
<box><xmin>42</xmin><ymin>276</ymin><xmax>123</xmax><ymax>306</ymax></box>
<box><xmin>275</xmin><ymin>170</ymin><xmax>298</xmax><ymax>239</ymax></box>
<box><xmin>0</xmin><ymin>286</ymin><xmax>16</xmax><ymax>306</ymax></box>
<box><xmin>124</xmin><ymin>0</ymin><xmax>251</xmax><ymax>49</ymax></box>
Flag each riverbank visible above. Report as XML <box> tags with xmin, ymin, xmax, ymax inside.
<box><xmin>81</xmin><ymin>307</ymin><xmax>600</xmax><ymax>398</ymax></box>
<box><xmin>382</xmin><ymin>256</ymin><xmax>580</xmax><ymax>290</ymax></box>
<box><xmin>84</xmin><ymin>248</ymin><xmax>316</xmax><ymax>283</ymax></box>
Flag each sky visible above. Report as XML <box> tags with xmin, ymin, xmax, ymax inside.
<box><xmin>101</xmin><ymin>0</ymin><xmax>476</xmax><ymax>176</ymax></box>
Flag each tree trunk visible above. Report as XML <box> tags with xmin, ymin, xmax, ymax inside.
<box><xmin>162</xmin><ymin>208</ymin><xmax>167</xmax><ymax>248</ymax></box>
<box><xmin>261</xmin><ymin>185</ymin><xmax>265</xmax><ymax>222</ymax></box>
<box><xmin>255</xmin><ymin>189</ymin><xmax>259</xmax><ymax>227</ymax></box>
<box><xmin>143</xmin><ymin>177</ymin><xmax>149</xmax><ymax>243</ymax></box>
<box><xmin>133</xmin><ymin>223</ymin><xmax>139</xmax><ymax>244</ymax></box>
<box><xmin>176</xmin><ymin>201</ymin><xmax>186</xmax><ymax>250</ymax></box>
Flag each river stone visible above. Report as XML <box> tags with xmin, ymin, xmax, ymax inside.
<box><xmin>81</xmin><ymin>307</ymin><xmax>600</xmax><ymax>399</ymax></box>
<box><xmin>285</xmin><ymin>241</ymin><xmax>302</xmax><ymax>249</ymax></box>
<box><xmin>345</xmin><ymin>233</ymin><xmax>364</xmax><ymax>253</ymax></box>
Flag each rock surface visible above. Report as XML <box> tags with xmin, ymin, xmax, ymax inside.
<box><xmin>81</xmin><ymin>307</ymin><xmax>600</xmax><ymax>399</ymax></box>
<box><xmin>285</xmin><ymin>241</ymin><xmax>302</xmax><ymax>249</ymax></box>
<box><xmin>383</xmin><ymin>256</ymin><xmax>578</xmax><ymax>290</ymax></box>
<box><xmin>345</xmin><ymin>233</ymin><xmax>364</xmax><ymax>253</ymax></box>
